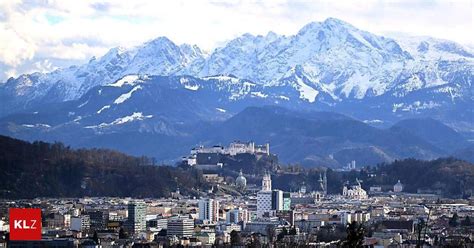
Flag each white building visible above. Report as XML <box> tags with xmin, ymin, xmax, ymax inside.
<box><xmin>199</xmin><ymin>198</ymin><xmax>220</xmax><ymax>223</ymax></box>
<box><xmin>394</xmin><ymin>180</ymin><xmax>404</xmax><ymax>192</ymax></box>
<box><xmin>167</xmin><ymin>216</ymin><xmax>194</xmax><ymax>238</ymax></box>
<box><xmin>0</xmin><ymin>220</ymin><xmax>6</xmax><ymax>232</ymax></box>
<box><xmin>342</xmin><ymin>211</ymin><xmax>371</xmax><ymax>224</ymax></box>
<box><xmin>257</xmin><ymin>172</ymin><xmax>273</xmax><ymax>217</ymax></box>
<box><xmin>262</xmin><ymin>172</ymin><xmax>272</xmax><ymax>191</ymax></box>
<box><xmin>235</xmin><ymin>170</ymin><xmax>247</xmax><ymax>190</ymax></box>
<box><xmin>343</xmin><ymin>179</ymin><xmax>368</xmax><ymax>200</ymax></box>
<box><xmin>346</xmin><ymin>160</ymin><xmax>356</xmax><ymax>170</ymax></box>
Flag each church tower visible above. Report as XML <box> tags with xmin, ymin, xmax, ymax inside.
<box><xmin>262</xmin><ymin>171</ymin><xmax>272</xmax><ymax>191</ymax></box>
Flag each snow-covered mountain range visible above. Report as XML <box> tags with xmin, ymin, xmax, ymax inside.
<box><xmin>0</xmin><ymin>74</ymin><xmax>464</xmax><ymax>166</ymax></box>
<box><xmin>0</xmin><ymin>18</ymin><xmax>473</xmax><ymax>165</ymax></box>
<box><xmin>2</xmin><ymin>18</ymin><xmax>472</xmax><ymax>118</ymax></box>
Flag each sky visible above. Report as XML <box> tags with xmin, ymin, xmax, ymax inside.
<box><xmin>0</xmin><ymin>0</ymin><xmax>472</xmax><ymax>81</ymax></box>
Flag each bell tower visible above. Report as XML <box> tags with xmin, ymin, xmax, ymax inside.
<box><xmin>262</xmin><ymin>171</ymin><xmax>272</xmax><ymax>191</ymax></box>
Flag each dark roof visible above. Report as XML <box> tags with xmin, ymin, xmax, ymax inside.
<box><xmin>381</xmin><ymin>220</ymin><xmax>414</xmax><ymax>231</ymax></box>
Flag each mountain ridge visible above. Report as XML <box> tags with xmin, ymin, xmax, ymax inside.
<box><xmin>0</xmin><ymin>18</ymin><xmax>472</xmax><ymax>165</ymax></box>
<box><xmin>0</xmin><ymin>74</ymin><xmax>468</xmax><ymax>167</ymax></box>
<box><xmin>1</xmin><ymin>18</ymin><xmax>472</xmax><ymax>122</ymax></box>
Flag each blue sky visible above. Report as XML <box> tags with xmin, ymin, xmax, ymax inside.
<box><xmin>0</xmin><ymin>0</ymin><xmax>472</xmax><ymax>81</ymax></box>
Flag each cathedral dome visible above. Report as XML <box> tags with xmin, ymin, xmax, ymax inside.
<box><xmin>236</xmin><ymin>170</ymin><xmax>247</xmax><ymax>189</ymax></box>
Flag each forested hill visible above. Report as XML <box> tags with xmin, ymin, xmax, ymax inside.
<box><xmin>0</xmin><ymin>135</ymin><xmax>206</xmax><ymax>199</ymax></box>
<box><xmin>366</xmin><ymin>158</ymin><xmax>474</xmax><ymax>196</ymax></box>
<box><xmin>270</xmin><ymin>158</ymin><xmax>474</xmax><ymax>197</ymax></box>
<box><xmin>2</xmin><ymin>134</ymin><xmax>473</xmax><ymax>199</ymax></box>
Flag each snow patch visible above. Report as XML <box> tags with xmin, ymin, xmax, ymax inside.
<box><xmin>363</xmin><ymin>119</ymin><xmax>384</xmax><ymax>124</ymax></box>
<box><xmin>22</xmin><ymin>123</ymin><xmax>51</xmax><ymax>128</ymax></box>
<box><xmin>251</xmin><ymin>91</ymin><xmax>268</xmax><ymax>98</ymax></box>
<box><xmin>114</xmin><ymin>85</ymin><xmax>142</xmax><ymax>104</ymax></box>
<box><xmin>73</xmin><ymin>116</ymin><xmax>82</xmax><ymax>122</ymax></box>
<box><xmin>110</xmin><ymin>112</ymin><xmax>152</xmax><ymax>125</ymax></box>
<box><xmin>97</xmin><ymin>105</ymin><xmax>111</xmax><ymax>114</ymax></box>
<box><xmin>295</xmin><ymin>77</ymin><xmax>318</xmax><ymax>103</ymax></box>
<box><xmin>109</xmin><ymin>75</ymin><xmax>140</xmax><ymax>87</ymax></box>
<box><xmin>85</xmin><ymin>112</ymin><xmax>153</xmax><ymax>129</ymax></box>
<box><xmin>184</xmin><ymin>84</ymin><xmax>200</xmax><ymax>91</ymax></box>
<box><xmin>77</xmin><ymin>100</ymin><xmax>89</xmax><ymax>108</ymax></box>
<box><xmin>180</xmin><ymin>77</ymin><xmax>200</xmax><ymax>90</ymax></box>
<box><xmin>392</xmin><ymin>101</ymin><xmax>440</xmax><ymax>113</ymax></box>
<box><xmin>203</xmin><ymin>75</ymin><xmax>240</xmax><ymax>84</ymax></box>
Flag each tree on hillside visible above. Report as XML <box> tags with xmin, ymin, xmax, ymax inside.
<box><xmin>341</xmin><ymin>222</ymin><xmax>366</xmax><ymax>248</ymax></box>
<box><xmin>277</xmin><ymin>227</ymin><xmax>288</xmax><ymax>241</ymax></box>
<box><xmin>461</xmin><ymin>216</ymin><xmax>471</xmax><ymax>226</ymax></box>
<box><xmin>449</xmin><ymin>213</ymin><xmax>459</xmax><ymax>227</ymax></box>
<box><xmin>230</xmin><ymin>230</ymin><xmax>241</xmax><ymax>245</ymax></box>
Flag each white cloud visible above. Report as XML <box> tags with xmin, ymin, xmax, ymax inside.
<box><xmin>34</xmin><ymin>59</ymin><xmax>57</xmax><ymax>73</ymax></box>
<box><xmin>0</xmin><ymin>0</ymin><xmax>472</xmax><ymax>82</ymax></box>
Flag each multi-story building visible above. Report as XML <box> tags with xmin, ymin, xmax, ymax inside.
<box><xmin>283</xmin><ymin>192</ymin><xmax>291</xmax><ymax>210</ymax></box>
<box><xmin>70</xmin><ymin>215</ymin><xmax>90</xmax><ymax>232</ymax></box>
<box><xmin>127</xmin><ymin>201</ymin><xmax>146</xmax><ymax>234</ymax></box>
<box><xmin>88</xmin><ymin>210</ymin><xmax>109</xmax><ymax>230</ymax></box>
<box><xmin>45</xmin><ymin>213</ymin><xmax>70</xmax><ymax>229</ymax></box>
<box><xmin>272</xmin><ymin>190</ymin><xmax>284</xmax><ymax>211</ymax></box>
<box><xmin>257</xmin><ymin>172</ymin><xmax>273</xmax><ymax>217</ymax></box>
<box><xmin>167</xmin><ymin>216</ymin><xmax>194</xmax><ymax>238</ymax></box>
<box><xmin>226</xmin><ymin>208</ymin><xmax>249</xmax><ymax>224</ymax></box>
<box><xmin>147</xmin><ymin>217</ymin><xmax>168</xmax><ymax>230</ymax></box>
<box><xmin>257</xmin><ymin>173</ymin><xmax>292</xmax><ymax>217</ymax></box>
<box><xmin>198</xmin><ymin>198</ymin><xmax>219</xmax><ymax>223</ymax></box>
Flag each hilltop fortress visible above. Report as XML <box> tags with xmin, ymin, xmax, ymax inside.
<box><xmin>184</xmin><ymin>141</ymin><xmax>270</xmax><ymax>169</ymax></box>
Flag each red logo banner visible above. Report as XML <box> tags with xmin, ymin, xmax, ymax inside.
<box><xmin>9</xmin><ymin>208</ymin><xmax>42</xmax><ymax>241</ymax></box>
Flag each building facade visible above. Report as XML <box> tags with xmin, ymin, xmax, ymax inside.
<box><xmin>394</xmin><ymin>180</ymin><xmax>404</xmax><ymax>192</ymax></box>
<box><xmin>167</xmin><ymin>216</ymin><xmax>194</xmax><ymax>238</ymax></box>
<box><xmin>127</xmin><ymin>201</ymin><xmax>146</xmax><ymax>234</ymax></box>
<box><xmin>343</xmin><ymin>179</ymin><xmax>368</xmax><ymax>200</ymax></box>
<box><xmin>198</xmin><ymin>198</ymin><xmax>220</xmax><ymax>223</ymax></box>
<box><xmin>257</xmin><ymin>172</ymin><xmax>273</xmax><ymax>218</ymax></box>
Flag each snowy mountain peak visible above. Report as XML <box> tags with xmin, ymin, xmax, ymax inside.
<box><xmin>322</xmin><ymin>17</ymin><xmax>352</xmax><ymax>26</ymax></box>
<box><xmin>297</xmin><ymin>18</ymin><xmax>355</xmax><ymax>36</ymax></box>
<box><xmin>1</xmin><ymin>18</ymin><xmax>473</xmax><ymax>120</ymax></box>
<box><xmin>394</xmin><ymin>35</ymin><xmax>474</xmax><ymax>61</ymax></box>
<box><xmin>145</xmin><ymin>36</ymin><xmax>175</xmax><ymax>47</ymax></box>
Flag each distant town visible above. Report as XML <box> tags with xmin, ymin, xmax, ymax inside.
<box><xmin>0</xmin><ymin>141</ymin><xmax>473</xmax><ymax>247</ymax></box>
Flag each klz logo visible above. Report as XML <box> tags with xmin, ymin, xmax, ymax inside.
<box><xmin>9</xmin><ymin>208</ymin><xmax>42</xmax><ymax>240</ymax></box>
